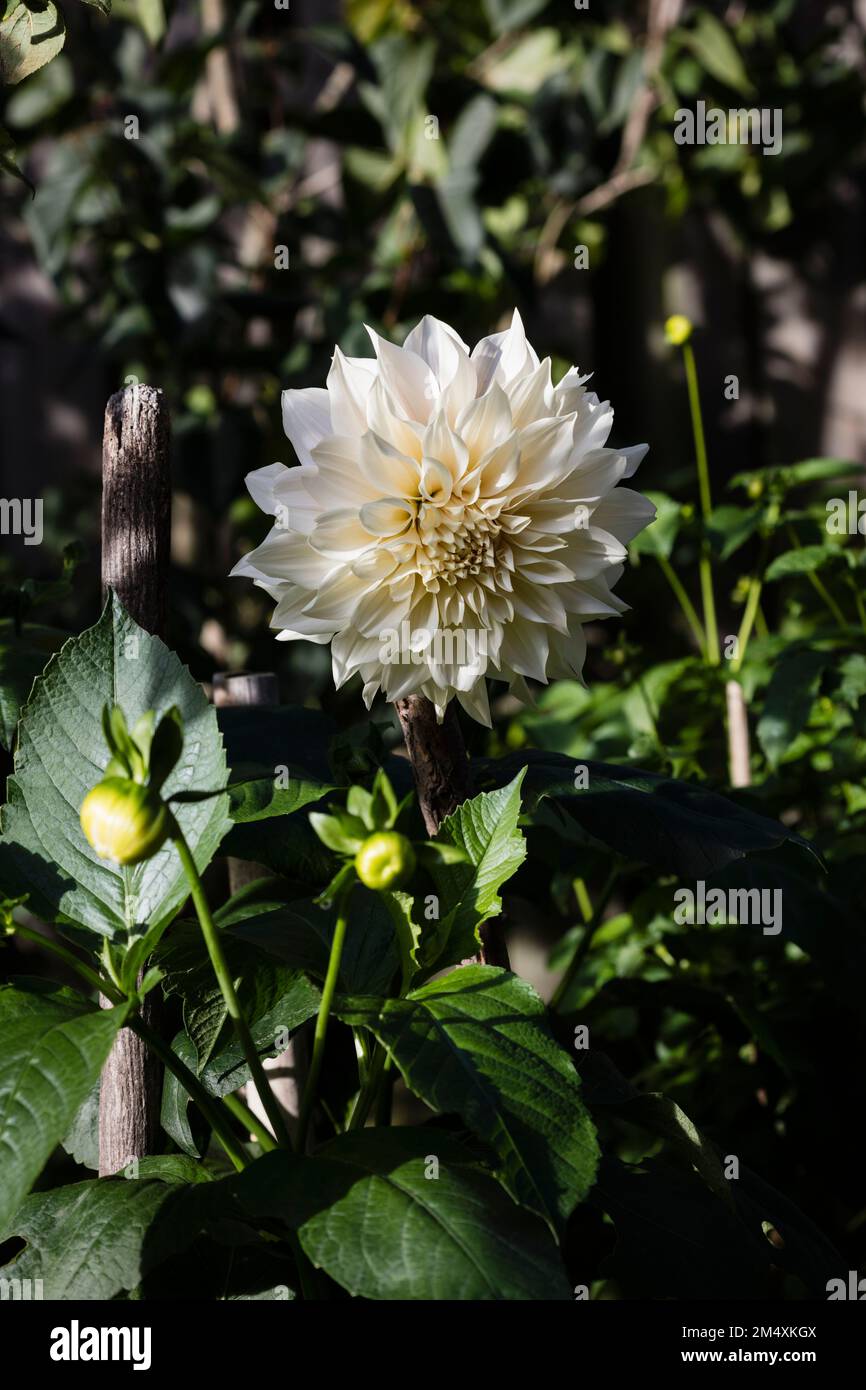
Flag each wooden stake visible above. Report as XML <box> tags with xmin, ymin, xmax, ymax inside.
<box><xmin>726</xmin><ymin>680</ymin><xmax>752</xmax><ymax>788</ymax></box>
<box><xmin>98</xmin><ymin>383</ymin><xmax>171</xmax><ymax>1177</ymax></box>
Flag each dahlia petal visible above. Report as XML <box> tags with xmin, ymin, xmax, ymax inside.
<box><xmin>359</xmin><ymin>432</ymin><xmax>421</xmax><ymax>497</ymax></box>
<box><xmin>309</xmin><ymin>509</ymin><xmax>377</xmax><ymax>557</ymax></box>
<box><xmin>244</xmin><ymin>462</ymin><xmax>288</xmax><ymax>516</ymax></box>
<box><xmin>592</xmin><ymin>487</ymin><xmax>657</xmax><ymax>543</ymax></box>
<box><xmin>327</xmin><ymin>348</ymin><xmax>376</xmax><ymax>435</ymax></box>
<box><xmin>366</xmin><ymin>327</ymin><xmax>438</xmax><ymax>422</ymax></box>
<box><xmin>281</xmin><ymin>388</ymin><xmax>332</xmax><ymax>467</ymax></box>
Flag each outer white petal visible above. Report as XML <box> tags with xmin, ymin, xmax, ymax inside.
<box><xmin>281</xmin><ymin>388</ymin><xmax>332</xmax><ymax>467</ymax></box>
<box><xmin>327</xmin><ymin>348</ymin><xmax>376</xmax><ymax>435</ymax></box>
<box><xmin>592</xmin><ymin>488</ymin><xmax>657</xmax><ymax>543</ymax></box>
<box><xmin>232</xmin><ymin>528</ymin><xmax>335</xmax><ymax>588</ymax></box>
<box><xmin>455</xmin><ymin>680</ymin><xmax>492</xmax><ymax>727</ymax></box>
<box><xmin>244</xmin><ymin>463</ymin><xmax>288</xmax><ymax>516</ymax></box>
<box><xmin>402</xmin><ymin>315</ymin><xmax>471</xmax><ymax>381</ymax></box>
<box><xmin>365</xmin><ymin>326</ymin><xmax>437</xmax><ymax>422</ymax></box>
<box><xmin>471</xmin><ymin>309</ymin><xmax>538</xmax><ymax>393</ymax></box>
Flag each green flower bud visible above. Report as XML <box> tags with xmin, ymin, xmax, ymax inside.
<box><xmin>80</xmin><ymin>777</ymin><xmax>170</xmax><ymax>866</ymax></box>
<box><xmin>355</xmin><ymin>831</ymin><xmax>416</xmax><ymax>891</ymax></box>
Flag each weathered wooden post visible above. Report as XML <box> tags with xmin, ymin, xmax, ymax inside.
<box><xmin>214</xmin><ymin>670</ymin><xmax>306</xmax><ymax>1139</ymax></box>
<box><xmin>98</xmin><ymin>382</ymin><xmax>171</xmax><ymax>1176</ymax></box>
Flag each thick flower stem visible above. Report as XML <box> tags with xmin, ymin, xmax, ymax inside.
<box><xmin>395</xmin><ymin>694</ymin><xmax>510</xmax><ymax>967</ymax></box>
<box><xmin>172</xmin><ymin>826</ymin><xmax>293</xmax><ymax>1150</ymax></box>
<box><xmin>297</xmin><ymin>896</ymin><xmax>350</xmax><ymax>1153</ymax></box>
<box><xmin>395</xmin><ymin>694</ymin><xmax>474</xmax><ymax>835</ymax></box>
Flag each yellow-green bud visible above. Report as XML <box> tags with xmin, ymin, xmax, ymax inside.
<box><xmin>664</xmin><ymin>314</ymin><xmax>693</xmax><ymax>347</ymax></box>
<box><xmin>355</xmin><ymin>831</ymin><xmax>416</xmax><ymax>891</ymax></box>
<box><xmin>80</xmin><ymin>777</ymin><xmax>170</xmax><ymax>866</ymax></box>
<box><xmin>746</xmin><ymin>478</ymin><xmax>764</xmax><ymax>500</ymax></box>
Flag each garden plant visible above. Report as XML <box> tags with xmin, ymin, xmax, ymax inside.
<box><xmin>0</xmin><ymin>0</ymin><xmax>863</xmax><ymax>1319</ymax></box>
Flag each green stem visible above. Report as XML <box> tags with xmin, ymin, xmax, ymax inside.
<box><xmin>657</xmin><ymin>554</ymin><xmax>708</xmax><ymax>657</ymax></box>
<box><xmin>731</xmin><ymin>574</ymin><xmax>762</xmax><ymax>673</ymax></box>
<box><xmin>550</xmin><ymin>868</ymin><xmax>620</xmax><ymax>1013</ymax></box>
<box><xmin>130</xmin><ymin>1016</ymin><xmax>249</xmax><ymax>1173</ymax></box>
<box><xmin>172</xmin><ymin>826</ymin><xmax>293</xmax><ymax>1151</ymax></box>
<box><xmin>297</xmin><ymin>891</ymin><xmax>351</xmax><ymax>1153</ymax></box>
<box><xmin>784</xmin><ymin>524</ymin><xmax>848</xmax><ymax>628</ymax></box>
<box><xmin>8</xmin><ymin>919</ymin><xmax>254</xmax><ymax>1172</ymax></box>
<box><xmin>573</xmin><ymin>877</ymin><xmax>593</xmax><ymax>925</ymax></box>
<box><xmin>222</xmin><ymin>1092</ymin><xmax>278</xmax><ymax>1153</ymax></box>
<box><xmin>348</xmin><ymin>1043</ymin><xmax>387</xmax><ymax>1132</ymax></box>
<box><xmin>848</xmin><ymin>577</ymin><xmax>866</xmax><ymax>635</ymax></box>
<box><xmin>683</xmin><ymin>342</ymin><xmax>719</xmax><ymax>664</ymax></box>
<box><xmin>9</xmin><ymin>920</ymin><xmax>113</xmax><ymax>998</ymax></box>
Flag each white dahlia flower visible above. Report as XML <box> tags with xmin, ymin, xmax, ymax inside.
<box><xmin>232</xmin><ymin>312</ymin><xmax>654</xmax><ymax>726</ymax></box>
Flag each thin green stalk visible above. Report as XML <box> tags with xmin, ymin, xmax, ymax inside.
<box><xmin>348</xmin><ymin>1043</ymin><xmax>387</xmax><ymax>1132</ymax></box>
<box><xmin>732</xmin><ymin>572</ymin><xmax>763</xmax><ymax>674</ymax></box>
<box><xmin>297</xmin><ymin>890</ymin><xmax>351</xmax><ymax>1153</ymax></box>
<box><xmin>848</xmin><ymin>577</ymin><xmax>866</xmax><ymax>635</ymax></box>
<box><xmin>8</xmin><ymin>919</ymin><xmax>112</xmax><ymax>998</ymax></box>
<box><xmin>172</xmin><ymin>826</ymin><xmax>293</xmax><ymax>1150</ymax></box>
<box><xmin>657</xmin><ymin>554</ymin><xmax>708</xmax><ymax>657</ymax></box>
<box><xmin>636</xmin><ymin>676</ymin><xmax>668</xmax><ymax>765</ymax></box>
<box><xmin>9</xmin><ymin>918</ymin><xmax>255</xmax><ymax>1172</ymax></box>
<box><xmin>222</xmin><ymin>1092</ymin><xmax>278</xmax><ymax>1153</ymax></box>
<box><xmin>551</xmin><ymin>867</ymin><xmax>620</xmax><ymax>1013</ymax></box>
<box><xmin>809</xmin><ymin>572</ymin><xmax>847</xmax><ymax>628</ymax></box>
<box><xmin>138</xmin><ymin>1022</ymin><xmax>320</xmax><ymax>1297</ymax></box>
<box><xmin>131</xmin><ymin>1016</ymin><xmax>249</xmax><ymax>1172</ymax></box>
<box><xmin>683</xmin><ymin>341</ymin><xmax>719</xmax><ymax>664</ymax></box>
<box><xmin>784</xmin><ymin>524</ymin><xmax>848</xmax><ymax>628</ymax></box>
<box><xmin>573</xmin><ymin>877</ymin><xmax>593</xmax><ymax>925</ymax></box>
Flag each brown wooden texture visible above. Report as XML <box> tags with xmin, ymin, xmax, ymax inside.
<box><xmin>98</xmin><ymin>383</ymin><xmax>171</xmax><ymax>1177</ymax></box>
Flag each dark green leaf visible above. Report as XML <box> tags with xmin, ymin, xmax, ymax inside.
<box><xmin>756</xmin><ymin>648</ymin><xmax>827</xmax><ymax>768</ymax></box>
<box><xmin>338</xmin><ymin>966</ymin><xmax>599</xmax><ymax>1231</ymax></box>
<box><xmin>234</xmin><ymin>1128</ymin><xmax>570</xmax><ymax>1300</ymax></box>
<box><xmin>0</xmin><ymin>979</ymin><xmax>129</xmax><ymax>1226</ymax></box>
<box><xmin>0</xmin><ymin>1173</ymin><xmax>242</xmax><ymax>1300</ymax></box>
<box><xmin>155</xmin><ymin>922</ymin><xmax>320</xmax><ymax>1080</ymax></box>
<box><xmin>765</xmin><ymin>545</ymin><xmax>845</xmax><ymax>582</ymax></box>
<box><xmin>0</xmin><ymin>595</ymin><xmax>231</xmax><ymax>943</ymax></box>
<box><xmin>428</xmin><ymin>772</ymin><xmax>527</xmax><ymax>968</ymax></box>
<box><xmin>479</xmin><ymin>751</ymin><xmax>821</xmax><ymax>876</ymax></box>
<box><xmin>225</xmin><ymin>885</ymin><xmax>398</xmax><ymax>997</ymax></box>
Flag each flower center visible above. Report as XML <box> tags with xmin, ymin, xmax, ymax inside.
<box><xmin>415</xmin><ymin>502</ymin><xmax>500</xmax><ymax>589</ymax></box>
